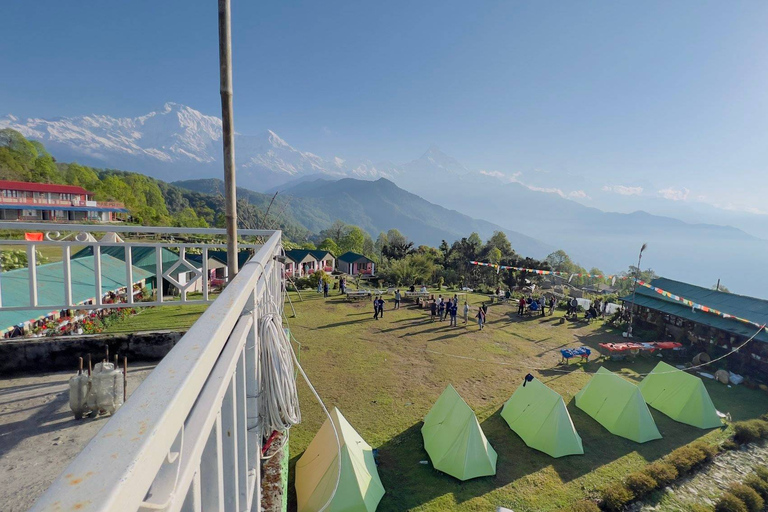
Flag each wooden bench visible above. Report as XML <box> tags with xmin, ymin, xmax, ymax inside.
<box><xmin>346</xmin><ymin>290</ymin><xmax>372</xmax><ymax>301</ymax></box>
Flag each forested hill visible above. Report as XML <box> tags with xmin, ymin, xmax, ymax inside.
<box><xmin>0</xmin><ymin>128</ymin><xmax>312</xmax><ymax>239</ymax></box>
<box><xmin>174</xmin><ymin>177</ymin><xmax>553</xmax><ymax>257</ymax></box>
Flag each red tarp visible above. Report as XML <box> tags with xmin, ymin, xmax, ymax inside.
<box><xmin>24</xmin><ymin>232</ymin><xmax>44</xmax><ymax>241</ymax></box>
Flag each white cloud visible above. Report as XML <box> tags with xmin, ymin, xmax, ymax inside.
<box><xmin>569</xmin><ymin>190</ymin><xmax>590</xmax><ymax>199</ymax></box>
<box><xmin>479</xmin><ymin>170</ymin><xmax>523</xmax><ymax>183</ymax></box>
<box><xmin>658</xmin><ymin>187</ymin><xmax>690</xmax><ymax>201</ymax></box>
<box><xmin>479</xmin><ymin>170</ymin><xmax>506</xmax><ymax>179</ymax></box>
<box><xmin>601</xmin><ymin>185</ymin><xmax>643</xmax><ymax>196</ymax></box>
<box><xmin>478</xmin><ymin>170</ymin><xmax>588</xmax><ymax>200</ymax></box>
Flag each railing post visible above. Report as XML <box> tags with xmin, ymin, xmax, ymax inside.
<box><xmin>125</xmin><ymin>245</ymin><xmax>134</xmax><ymax>305</ymax></box>
<box><xmin>94</xmin><ymin>245</ymin><xmax>102</xmax><ymax>306</ymax></box>
<box><xmin>27</xmin><ymin>243</ymin><xmax>37</xmax><ymax>307</ymax></box>
<box><xmin>62</xmin><ymin>245</ymin><xmax>72</xmax><ymax>307</ymax></box>
<box><xmin>244</xmin><ymin>287</ymin><xmax>260</xmax><ymax>510</ymax></box>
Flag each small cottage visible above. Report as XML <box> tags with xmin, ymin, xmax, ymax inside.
<box><xmin>337</xmin><ymin>252</ymin><xmax>375</xmax><ymax>276</ymax></box>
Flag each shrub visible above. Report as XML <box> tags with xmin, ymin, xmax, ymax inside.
<box><xmin>755</xmin><ymin>466</ymin><xmax>768</xmax><ymax>482</ymax></box>
<box><xmin>625</xmin><ymin>471</ymin><xmax>657</xmax><ymax>496</ymax></box>
<box><xmin>601</xmin><ymin>483</ymin><xmax>634</xmax><ymax>511</ymax></box>
<box><xmin>743</xmin><ymin>474</ymin><xmax>768</xmax><ymax>500</ymax></box>
<box><xmin>667</xmin><ymin>445</ymin><xmax>707</xmax><ymax>474</ymax></box>
<box><xmin>643</xmin><ymin>462</ymin><xmax>678</xmax><ymax>486</ymax></box>
<box><xmin>566</xmin><ymin>501</ymin><xmax>600</xmax><ymax>512</ymax></box>
<box><xmin>690</xmin><ymin>440</ymin><xmax>720</xmax><ymax>461</ymax></box>
<box><xmin>728</xmin><ymin>483</ymin><xmax>764</xmax><ymax>512</ymax></box>
<box><xmin>733</xmin><ymin>421</ymin><xmax>763</xmax><ymax>444</ymax></box>
<box><xmin>715</xmin><ymin>493</ymin><xmax>748</xmax><ymax>512</ymax></box>
<box><xmin>722</xmin><ymin>439</ymin><xmax>740</xmax><ymax>451</ymax></box>
<box><xmin>688</xmin><ymin>505</ymin><xmax>714</xmax><ymax>512</ymax></box>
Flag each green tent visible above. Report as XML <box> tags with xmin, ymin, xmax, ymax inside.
<box><xmin>295</xmin><ymin>407</ymin><xmax>385</xmax><ymax>512</ymax></box>
<box><xmin>500</xmin><ymin>377</ymin><xmax>584</xmax><ymax>457</ymax></box>
<box><xmin>575</xmin><ymin>367</ymin><xmax>662</xmax><ymax>443</ymax></box>
<box><xmin>639</xmin><ymin>362</ymin><xmax>722</xmax><ymax>429</ymax></box>
<box><xmin>421</xmin><ymin>384</ymin><xmax>497</xmax><ymax>481</ymax></box>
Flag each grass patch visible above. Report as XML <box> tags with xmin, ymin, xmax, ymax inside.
<box><xmin>101</xmin><ymin>302</ymin><xmax>210</xmax><ymax>333</ymax></box>
<box><xmin>284</xmin><ymin>290</ymin><xmax>768</xmax><ymax>511</ymax></box>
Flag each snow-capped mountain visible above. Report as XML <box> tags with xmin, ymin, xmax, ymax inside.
<box><xmin>0</xmin><ymin>103</ymin><xmax>472</xmax><ymax>191</ymax></box>
<box><xmin>0</xmin><ymin>103</ymin><xmax>396</xmax><ymax>190</ymax></box>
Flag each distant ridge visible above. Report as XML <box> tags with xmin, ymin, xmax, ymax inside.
<box><xmin>174</xmin><ymin>177</ymin><xmax>554</xmax><ymax>258</ymax></box>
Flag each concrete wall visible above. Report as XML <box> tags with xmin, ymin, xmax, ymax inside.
<box><xmin>0</xmin><ymin>330</ymin><xmax>184</xmax><ymax>374</ymax></box>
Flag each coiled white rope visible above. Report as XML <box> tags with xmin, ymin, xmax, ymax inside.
<box><xmin>258</xmin><ymin>312</ymin><xmax>301</xmax><ymax>438</ymax></box>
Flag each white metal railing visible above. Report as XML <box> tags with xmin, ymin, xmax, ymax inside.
<box><xmin>29</xmin><ymin>228</ymin><xmax>284</xmax><ymax>512</ymax></box>
<box><xmin>0</xmin><ymin>222</ymin><xmax>275</xmax><ymax>313</ymax></box>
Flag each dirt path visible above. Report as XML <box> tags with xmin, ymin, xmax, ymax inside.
<box><xmin>632</xmin><ymin>442</ymin><xmax>768</xmax><ymax>511</ymax></box>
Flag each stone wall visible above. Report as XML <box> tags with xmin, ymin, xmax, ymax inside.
<box><xmin>0</xmin><ymin>330</ymin><xmax>184</xmax><ymax>374</ymax></box>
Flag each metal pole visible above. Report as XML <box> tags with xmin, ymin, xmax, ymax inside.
<box><xmin>219</xmin><ymin>0</ymin><xmax>238</xmax><ymax>279</ymax></box>
<box><xmin>627</xmin><ymin>243</ymin><xmax>647</xmax><ymax>336</ymax></box>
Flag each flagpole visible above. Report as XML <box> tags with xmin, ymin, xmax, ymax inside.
<box><xmin>627</xmin><ymin>242</ymin><xmax>647</xmax><ymax>336</ymax></box>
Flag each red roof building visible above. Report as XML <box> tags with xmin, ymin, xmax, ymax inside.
<box><xmin>0</xmin><ymin>180</ymin><xmax>128</xmax><ymax>223</ymax></box>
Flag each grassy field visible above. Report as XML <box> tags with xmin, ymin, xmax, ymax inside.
<box><xmin>284</xmin><ymin>289</ymin><xmax>768</xmax><ymax>512</ymax></box>
<box><xmin>101</xmin><ymin>302</ymin><xmax>211</xmax><ymax>333</ymax></box>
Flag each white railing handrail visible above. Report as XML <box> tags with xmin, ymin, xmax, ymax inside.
<box><xmin>0</xmin><ymin>221</ymin><xmax>275</xmax><ymax>237</ymax></box>
<box><xmin>30</xmin><ymin>230</ymin><xmax>283</xmax><ymax>512</ymax></box>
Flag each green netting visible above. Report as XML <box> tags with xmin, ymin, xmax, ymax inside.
<box><xmin>501</xmin><ymin>377</ymin><xmax>584</xmax><ymax>457</ymax></box>
<box><xmin>421</xmin><ymin>384</ymin><xmax>497</xmax><ymax>481</ymax></box>
<box><xmin>639</xmin><ymin>362</ymin><xmax>722</xmax><ymax>429</ymax></box>
<box><xmin>295</xmin><ymin>407</ymin><xmax>385</xmax><ymax>512</ymax></box>
<box><xmin>575</xmin><ymin>367</ymin><xmax>662</xmax><ymax>443</ymax></box>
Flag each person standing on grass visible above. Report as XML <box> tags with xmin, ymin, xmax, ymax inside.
<box><xmin>549</xmin><ymin>296</ymin><xmax>556</xmax><ymax>315</ymax></box>
<box><xmin>373</xmin><ymin>297</ymin><xmax>380</xmax><ymax>320</ymax></box>
<box><xmin>518</xmin><ymin>297</ymin><xmax>526</xmax><ymax>316</ymax></box>
<box><xmin>394</xmin><ymin>289</ymin><xmax>401</xmax><ymax>309</ymax></box>
<box><xmin>430</xmin><ymin>299</ymin><xmax>437</xmax><ymax>322</ymax></box>
<box><xmin>378</xmin><ymin>296</ymin><xmax>385</xmax><ymax>318</ymax></box>
<box><xmin>463</xmin><ymin>301</ymin><xmax>469</xmax><ymax>325</ymax></box>
<box><xmin>540</xmin><ymin>296</ymin><xmax>546</xmax><ymax>317</ymax></box>
<box><xmin>438</xmin><ymin>299</ymin><xmax>445</xmax><ymax>322</ymax></box>
<box><xmin>449</xmin><ymin>302</ymin><xmax>458</xmax><ymax>326</ymax></box>
<box><xmin>323</xmin><ymin>281</ymin><xmax>329</xmax><ymax>298</ymax></box>
<box><xmin>317</xmin><ymin>276</ymin><xmax>323</xmax><ymax>294</ymax></box>
<box><xmin>482</xmin><ymin>302</ymin><xmax>488</xmax><ymax>317</ymax></box>
<box><xmin>476</xmin><ymin>306</ymin><xmax>485</xmax><ymax>330</ymax></box>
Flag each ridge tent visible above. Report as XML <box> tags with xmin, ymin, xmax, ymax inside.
<box><xmin>638</xmin><ymin>361</ymin><xmax>722</xmax><ymax>429</ymax></box>
<box><xmin>500</xmin><ymin>377</ymin><xmax>584</xmax><ymax>457</ymax></box>
<box><xmin>575</xmin><ymin>367</ymin><xmax>662</xmax><ymax>443</ymax></box>
<box><xmin>421</xmin><ymin>384</ymin><xmax>497</xmax><ymax>481</ymax></box>
<box><xmin>295</xmin><ymin>407</ymin><xmax>385</xmax><ymax>512</ymax></box>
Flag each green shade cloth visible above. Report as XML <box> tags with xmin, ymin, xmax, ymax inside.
<box><xmin>575</xmin><ymin>367</ymin><xmax>662</xmax><ymax>443</ymax></box>
<box><xmin>0</xmin><ymin>254</ymin><xmax>153</xmax><ymax>331</ymax></box>
<box><xmin>73</xmin><ymin>245</ymin><xmax>184</xmax><ymax>278</ymax></box>
<box><xmin>421</xmin><ymin>384</ymin><xmax>497</xmax><ymax>481</ymax></box>
<box><xmin>501</xmin><ymin>377</ymin><xmax>584</xmax><ymax>457</ymax></box>
<box><xmin>639</xmin><ymin>362</ymin><xmax>722</xmax><ymax>429</ymax></box>
<box><xmin>295</xmin><ymin>407</ymin><xmax>385</xmax><ymax>512</ymax></box>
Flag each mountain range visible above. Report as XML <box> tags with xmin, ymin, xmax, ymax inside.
<box><xmin>3</xmin><ymin>103</ymin><xmax>766</xmax><ymax>296</ymax></box>
<box><xmin>174</xmin><ymin>177</ymin><xmax>552</xmax><ymax>258</ymax></box>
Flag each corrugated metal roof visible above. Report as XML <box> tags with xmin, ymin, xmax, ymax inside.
<box><xmin>0</xmin><ymin>180</ymin><xmax>91</xmax><ymax>195</ymax></box>
<box><xmin>0</xmin><ymin>254</ymin><xmax>153</xmax><ymax>331</ymax></box>
<box><xmin>622</xmin><ymin>277</ymin><xmax>768</xmax><ymax>343</ymax></box>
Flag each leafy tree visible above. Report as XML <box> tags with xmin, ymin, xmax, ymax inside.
<box><xmin>317</xmin><ymin>238</ymin><xmax>339</xmax><ymax>255</ymax></box>
<box><xmin>319</xmin><ymin>220</ymin><xmax>348</xmax><ymax>245</ymax></box>
<box><xmin>339</xmin><ymin>226</ymin><xmax>366</xmax><ymax>254</ymax></box>
<box><xmin>382</xmin><ymin>229</ymin><xmax>414</xmax><ymax>260</ymax></box>
<box><xmin>300</xmin><ymin>242</ymin><xmax>317</xmax><ymax>250</ymax></box>
<box><xmin>63</xmin><ymin>163</ymin><xmax>100</xmax><ymax>190</ymax></box>
<box><xmin>383</xmin><ymin>253</ymin><xmax>435</xmax><ymax>285</ymax></box>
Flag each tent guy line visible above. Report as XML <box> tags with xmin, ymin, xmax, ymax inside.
<box><xmin>421</xmin><ymin>324</ymin><xmax>764</xmax><ymax>378</ymax></box>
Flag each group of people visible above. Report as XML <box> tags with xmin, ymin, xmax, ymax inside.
<box><xmin>517</xmin><ymin>295</ymin><xmax>555</xmax><ymax>317</ymax></box>
<box><xmin>427</xmin><ymin>295</ymin><xmax>467</xmax><ymax>327</ymax></box>
<box><xmin>565</xmin><ymin>297</ymin><xmax>607</xmax><ymax>321</ymax></box>
<box><xmin>317</xmin><ymin>276</ymin><xmax>349</xmax><ymax>298</ymax></box>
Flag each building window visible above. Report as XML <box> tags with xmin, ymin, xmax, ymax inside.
<box><xmin>2</xmin><ymin>190</ymin><xmax>19</xmax><ymax>198</ymax></box>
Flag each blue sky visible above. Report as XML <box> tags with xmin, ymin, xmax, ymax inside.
<box><xmin>2</xmin><ymin>1</ymin><xmax>768</xmax><ymax>213</ymax></box>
